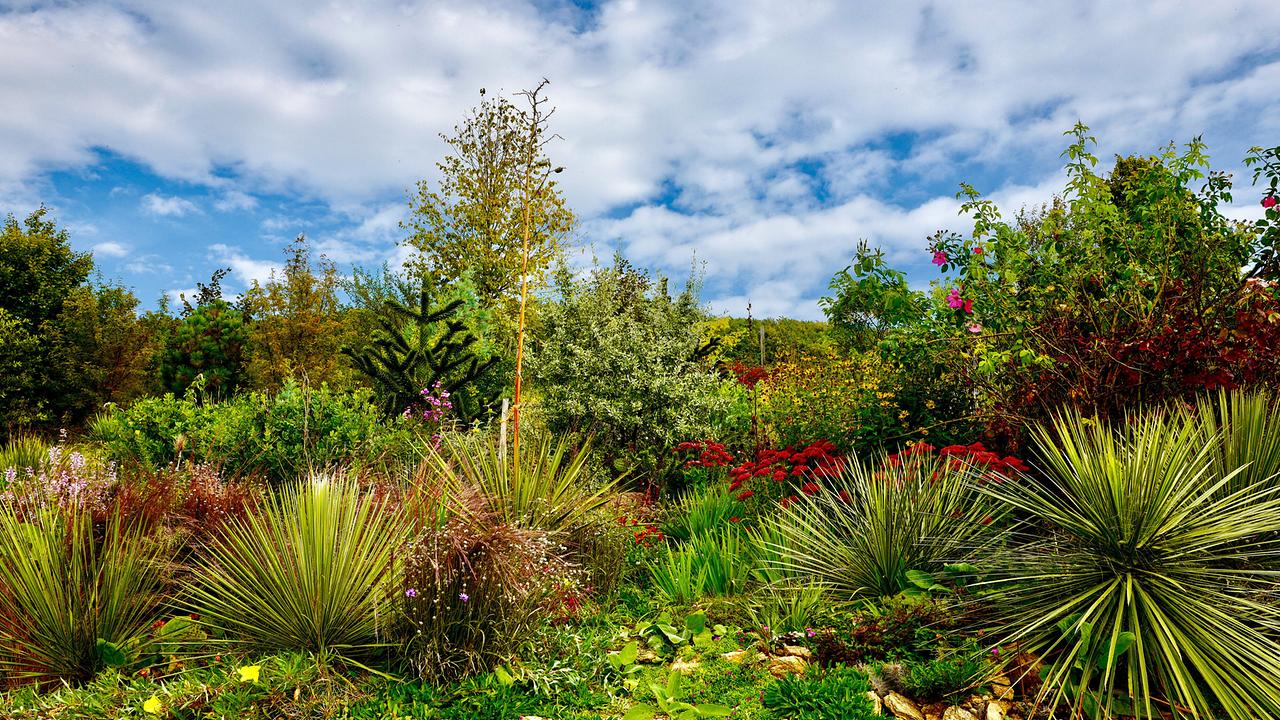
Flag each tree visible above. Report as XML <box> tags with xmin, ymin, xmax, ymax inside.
<box><xmin>161</xmin><ymin>270</ymin><xmax>249</xmax><ymax>399</ymax></box>
<box><xmin>0</xmin><ymin>208</ymin><xmax>157</xmax><ymax>428</ymax></box>
<box><xmin>242</xmin><ymin>235</ymin><xmax>350</xmax><ymax>391</ymax></box>
<box><xmin>402</xmin><ymin>85</ymin><xmax>574</xmax><ymax>310</ymax></box>
<box><xmin>341</xmin><ymin>282</ymin><xmax>500</xmax><ymax>422</ymax></box>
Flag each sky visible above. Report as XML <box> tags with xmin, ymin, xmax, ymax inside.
<box><xmin>3</xmin><ymin>1</ymin><xmax>1280</xmax><ymax>319</ymax></box>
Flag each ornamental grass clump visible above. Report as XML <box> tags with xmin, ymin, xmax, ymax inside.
<box><xmin>185</xmin><ymin>475</ymin><xmax>406</xmax><ymax>661</ymax></box>
<box><xmin>770</xmin><ymin>449</ymin><xmax>1000</xmax><ymax>598</ymax></box>
<box><xmin>399</xmin><ymin>454</ymin><xmax>583</xmax><ymax>681</ymax></box>
<box><xmin>979</xmin><ymin>405</ymin><xmax>1280</xmax><ymax>719</ymax></box>
<box><xmin>0</xmin><ymin>502</ymin><xmax>163</xmax><ymax>686</ymax></box>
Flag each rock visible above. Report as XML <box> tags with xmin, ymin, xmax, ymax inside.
<box><xmin>767</xmin><ymin>655</ymin><xmax>807</xmax><ymax>678</ymax></box>
<box><xmin>884</xmin><ymin>692</ymin><xmax>925</xmax><ymax>720</ymax></box>
<box><xmin>867</xmin><ymin>691</ymin><xmax>883</xmax><ymax>716</ymax></box>
<box><xmin>781</xmin><ymin>644</ymin><xmax>813</xmax><ymax>660</ymax></box>
<box><xmin>985</xmin><ymin>701</ymin><xmax>1006</xmax><ymax>720</ymax></box>
<box><xmin>670</xmin><ymin>659</ymin><xmax>700</xmax><ymax>674</ymax></box>
<box><xmin>635</xmin><ymin>648</ymin><xmax>660</xmax><ymax>664</ymax></box>
<box><xmin>943</xmin><ymin>707</ymin><xmax>978</xmax><ymax>720</ymax></box>
<box><xmin>721</xmin><ymin>650</ymin><xmax>750</xmax><ymax>663</ymax></box>
<box><xmin>990</xmin><ymin>674</ymin><xmax>1014</xmax><ymax>701</ymax></box>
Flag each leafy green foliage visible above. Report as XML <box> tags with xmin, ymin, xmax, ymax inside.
<box><xmin>185</xmin><ymin>476</ymin><xmax>406</xmax><ymax>660</ymax></box>
<box><xmin>980</xmin><ymin>408</ymin><xmax>1280</xmax><ymax>719</ymax></box>
<box><xmin>625</xmin><ymin>670</ymin><xmax>733</xmax><ymax>720</ymax></box>
<box><xmin>762</xmin><ymin>664</ymin><xmax>876</xmax><ymax>720</ymax></box>
<box><xmin>650</xmin><ymin>527</ymin><xmax>752</xmax><ymax>603</ymax></box>
<box><xmin>886</xmin><ymin>650</ymin><xmax>986</xmax><ymax>702</ymax></box>
<box><xmin>661</xmin><ymin>484</ymin><xmax>740</xmax><ymax>542</ymax></box>
<box><xmin>90</xmin><ymin>381</ymin><xmax>406</xmax><ymax>484</ymax></box>
<box><xmin>0</xmin><ymin>504</ymin><xmax>164</xmax><ymax>686</ymax></box>
<box><xmin>532</xmin><ymin>257</ymin><xmax>727</xmax><ymax>479</ymax></box>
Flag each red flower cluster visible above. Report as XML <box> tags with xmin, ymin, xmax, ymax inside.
<box><xmin>617</xmin><ymin>515</ymin><xmax>665</xmax><ymax>546</ymax></box>
<box><xmin>886</xmin><ymin>441</ymin><xmax>1029</xmax><ymax>479</ymax></box>
<box><xmin>725</xmin><ymin>361</ymin><xmax>773</xmax><ymax>389</ymax></box>
<box><xmin>674</xmin><ymin>439</ymin><xmax>735</xmax><ymax>469</ymax></box>
<box><xmin>728</xmin><ymin>439</ymin><xmax>843</xmax><ymax>507</ymax></box>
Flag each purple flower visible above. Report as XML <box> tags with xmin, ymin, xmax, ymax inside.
<box><xmin>458</xmin><ymin>592</ymin><xmax>470</xmax><ymax>603</ymax></box>
<box><xmin>806</xmin><ymin>628</ymin><xmax>816</xmax><ymax>638</ymax></box>
<box><xmin>405</xmin><ymin>588</ymin><xmax>418</xmax><ymax>598</ymax></box>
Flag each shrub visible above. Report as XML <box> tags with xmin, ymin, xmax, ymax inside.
<box><xmin>814</xmin><ymin>596</ymin><xmax>960</xmax><ymax>665</ymax></box>
<box><xmin>0</xmin><ymin>504</ymin><xmax>164</xmax><ymax>686</ymax></box>
<box><xmin>397</xmin><ymin>481</ymin><xmax>580</xmax><ymax>681</ymax></box>
<box><xmin>185</xmin><ymin>476</ymin><xmax>406</xmax><ymax>661</ymax></box>
<box><xmin>0</xmin><ymin>435</ymin><xmax>49</xmax><ymax>481</ymax></box>
<box><xmin>881</xmin><ymin>650</ymin><xmax>986</xmax><ymax>702</ymax></box>
<box><xmin>979</xmin><ymin>409</ymin><xmax>1280</xmax><ymax>719</ymax></box>
<box><xmin>762</xmin><ymin>664</ymin><xmax>877</xmax><ymax>720</ymax></box>
<box><xmin>770</xmin><ymin>449</ymin><xmax>1000</xmax><ymax>598</ymax></box>
<box><xmin>91</xmin><ymin>382</ymin><xmax>407</xmax><ymax>484</ymax></box>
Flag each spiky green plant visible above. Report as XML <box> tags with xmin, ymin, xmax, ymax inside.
<box><xmin>650</xmin><ymin>526</ymin><xmax>752</xmax><ymax>603</ymax></box>
<box><xmin>421</xmin><ymin>434</ymin><xmax>616</xmax><ymax>534</ymax></box>
<box><xmin>662</xmin><ymin>484</ymin><xmax>740</xmax><ymax>542</ymax></box>
<box><xmin>0</xmin><ymin>434</ymin><xmax>49</xmax><ymax>480</ymax></box>
<box><xmin>1187</xmin><ymin>389</ymin><xmax>1280</xmax><ymax>496</ymax></box>
<box><xmin>0</xmin><ymin>504</ymin><xmax>163</xmax><ymax>685</ymax></box>
<box><xmin>979</xmin><ymin>410</ymin><xmax>1280</xmax><ymax>719</ymax></box>
<box><xmin>770</xmin><ymin>453</ymin><xmax>999</xmax><ymax>598</ymax></box>
<box><xmin>185</xmin><ymin>475</ymin><xmax>406</xmax><ymax>661</ymax></box>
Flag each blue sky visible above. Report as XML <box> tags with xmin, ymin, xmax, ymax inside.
<box><xmin>3</xmin><ymin>1</ymin><xmax>1280</xmax><ymax>318</ymax></box>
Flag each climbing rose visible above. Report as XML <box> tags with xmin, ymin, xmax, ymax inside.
<box><xmin>932</xmin><ymin>250</ymin><xmax>948</xmax><ymax>265</ymax></box>
<box><xmin>1264</xmin><ymin>196</ymin><xmax>1278</xmax><ymax>209</ymax></box>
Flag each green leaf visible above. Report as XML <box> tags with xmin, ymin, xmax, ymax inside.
<box><xmin>684</xmin><ymin>611</ymin><xmax>707</xmax><ymax>636</ymax></box>
<box><xmin>905</xmin><ymin>569</ymin><xmax>937</xmax><ymax>590</ymax></box>
<box><xmin>696</xmin><ymin>704</ymin><xmax>735</xmax><ymax>717</ymax></box>
<box><xmin>96</xmin><ymin>638</ymin><xmax>128</xmax><ymax>667</ymax></box>
<box><xmin>1093</xmin><ymin>632</ymin><xmax>1135</xmax><ymax>671</ymax></box>
<box><xmin>623</xmin><ymin>704</ymin><xmax>656</xmax><ymax>720</ymax></box>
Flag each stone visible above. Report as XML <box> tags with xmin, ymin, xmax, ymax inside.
<box><xmin>867</xmin><ymin>691</ymin><xmax>883</xmax><ymax>716</ymax></box>
<box><xmin>989</xmin><ymin>674</ymin><xmax>1014</xmax><ymax>701</ymax></box>
<box><xmin>721</xmin><ymin>650</ymin><xmax>750</xmax><ymax>663</ymax></box>
<box><xmin>635</xmin><ymin>648</ymin><xmax>660</xmax><ymax>664</ymax></box>
<box><xmin>781</xmin><ymin>644</ymin><xmax>814</xmax><ymax>660</ymax></box>
<box><xmin>670</xmin><ymin>659</ymin><xmax>700</xmax><ymax>674</ymax></box>
<box><xmin>985</xmin><ymin>701</ymin><xmax>1006</xmax><ymax>720</ymax></box>
<box><xmin>884</xmin><ymin>692</ymin><xmax>925</xmax><ymax>720</ymax></box>
<box><xmin>767</xmin><ymin>655</ymin><xmax>807</xmax><ymax>678</ymax></box>
<box><xmin>943</xmin><ymin>707</ymin><xmax>978</xmax><ymax>720</ymax></box>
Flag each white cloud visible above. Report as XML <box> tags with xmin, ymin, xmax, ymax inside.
<box><xmin>214</xmin><ymin>190</ymin><xmax>258</xmax><ymax>212</ymax></box>
<box><xmin>92</xmin><ymin>240</ymin><xmax>129</xmax><ymax>257</ymax></box>
<box><xmin>208</xmin><ymin>243</ymin><xmax>281</xmax><ymax>288</ymax></box>
<box><xmin>141</xmin><ymin>192</ymin><xmax>200</xmax><ymax>217</ymax></box>
<box><xmin>1</xmin><ymin>1</ymin><xmax>1278</xmax><ymax>316</ymax></box>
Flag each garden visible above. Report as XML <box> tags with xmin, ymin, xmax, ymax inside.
<box><xmin>3</xmin><ymin>90</ymin><xmax>1280</xmax><ymax>720</ymax></box>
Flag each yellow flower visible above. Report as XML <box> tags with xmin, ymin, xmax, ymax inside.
<box><xmin>143</xmin><ymin>695</ymin><xmax>163</xmax><ymax>715</ymax></box>
<box><xmin>238</xmin><ymin>664</ymin><xmax>261</xmax><ymax>683</ymax></box>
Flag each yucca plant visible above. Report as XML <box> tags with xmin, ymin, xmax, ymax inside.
<box><xmin>1186</xmin><ymin>388</ymin><xmax>1280</xmax><ymax>496</ymax></box>
<box><xmin>0</xmin><ymin>503</ymin><xmax>163</xmax><ymax>685</ymax></box>
<box><xmin>185</xmin><ymin>475</ymin><xmax>406</xmax><ymax>661</ymax></box>
<box><xmin>420</xmin><ymin>434</ymin><xmax>617</xmax><ymax>534</ymax></box>
<box><xmin>979</xmin><ymin>410</ymin><xmax>1280</xmax><ymax>719</ymax></box>
<box><xmin>771</xmin><ymin>452</ymin><xmax>1000</xmax><ymax>598</ymax></box>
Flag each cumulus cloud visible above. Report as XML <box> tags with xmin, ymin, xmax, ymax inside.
<box><xmin>1</xmin><ymin>1</ymin><xmax>1277</xmax><ymax>316</ymax></box>
<box><xmin>208</xmin><ymin>243</ymin><xmax>281</xmax><ymax>288</ymax></box>
<box><xmin>92</xmin><ymin>241</ymin><xmax>129</xmax><ymax>257</ymax></box>
<box><xmin>141</xmin><ymin>192</ymin><xmax>200</xmax><ymax>217</ymax></box>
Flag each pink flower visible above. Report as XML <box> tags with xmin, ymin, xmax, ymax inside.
<box><xmin>947</xmin><ymin>287</ymin><xmax>964</xmax><ymax>309</ymax></box>
<box><xmin>1264</xmin><ymin>196</ymin><xmax>1278</xmax><ymax>209</ymax></box>
<box><xmin>932</xmin><ymin>250</ymin><xmax>948</xmax><ymax>266</ymax></box>
<box><xmin>968</xmin><ymin>323</ymin><xmax>982</xmax><ymax>333</ymax></box>
<box><xmin>963</xmin><ymin>298</ymin><xmax>974</xmax><ymax>314</ymax></box>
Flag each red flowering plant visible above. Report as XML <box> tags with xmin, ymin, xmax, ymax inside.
<box><xmin>887</xmin><ymin>441</ymin><xmax>1030</xmax><ymax>486</ymax></box>
<box><xmin>728</xmin><ymin>438</ymin><xmax>844</xmax><ymax>509</ymax></box>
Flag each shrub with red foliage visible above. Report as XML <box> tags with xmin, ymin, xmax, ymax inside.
<box><xmin>723</xmin><ymin>360</ymin><xmax>773</xmax><ymax>389</ymax></box>
<box><xmin>887</xmin><ymin>441</ymin><xmax>1029</xmax><ymax>481</ymax></box>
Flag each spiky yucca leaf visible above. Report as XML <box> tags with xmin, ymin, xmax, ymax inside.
<box><xmin>771</xmin><ymin>452</ymin><xmax>1000</xmax><ymax>598</ymax></box>
<box><xmin>0</xmin><ymin>504</ymin><xmax>162</xmax><ymax>685</ymax></box>
<box><xmin>420</xmin><ymin>435</ymin><xmax>616</xmax><ymax>534</ymax></box>
<box><xmin>980</xmin><ymin>410</ymin><xmax>1280</xmax><ymax>719</ymax></box>
<box><xmin>186</xmin><ymin>475</ymin><xmax>406</xmax><ymax>659</ymax></box>
<box><xmin>1187</xmin><ymin>389</ymin><xmax>1280</xmax><ymax>497</ymax></box>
